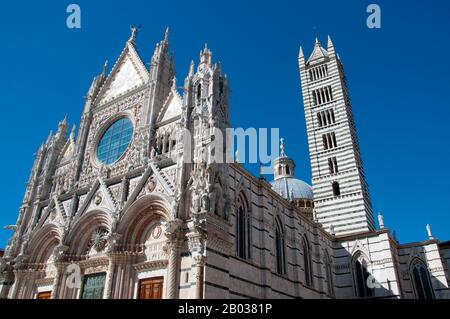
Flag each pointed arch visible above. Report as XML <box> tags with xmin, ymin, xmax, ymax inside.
<box><xmin>409</xmin><ymin>257</ymin><xmax>434</xmax><ymax>299</ymax></box>
<box><xmin>66</xmin><ymin>210</ymin><xmax>113</xmax><ymax>257</ymax></box>
<box><xmin>302</xmin><ymin>235</ymin><xmax>313</xmax><ymax>287</ymax></box>
<box><xmin>235</xmin><ymin>191</ymin><xmax>251</xmax><ymax>260</ymax></box>
<box><xmin>275</xmin><ymin>216</ymin><xmax>286</xmax><ymax>275</ymax></box>
<box><xmin>352</xmin><ymin>251</ymin><xmax>373</xmax><ymax>298</ymax></box>
<box><xmin>27</xmin><ymin>223</ymin><xmax>62</xmax><ymax>264</ymax></box>
<box><xmin>117</xmin><ymin>194</ymin><xmax>171</xmax><ymax>248</ymax></box>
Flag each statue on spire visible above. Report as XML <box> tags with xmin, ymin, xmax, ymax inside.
<box><xmin>129</xmin><ymin>24</ymin><xmax>142</xmax><ymax>43</ymax></box>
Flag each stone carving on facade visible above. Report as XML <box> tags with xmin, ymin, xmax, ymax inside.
<box><xmin>88</xmin><ymin>228</ymin><xmax>110</xmax><ymax>254</ymax></box>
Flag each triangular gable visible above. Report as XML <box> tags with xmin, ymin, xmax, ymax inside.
<box><xmin>157</xmin><ymin>89</ymin><xmax>183</xmax><ymax>123</ymax></box>
<box><xmin>96</xmin><ymin>42</ymin><xmax>149</xmax><ymax>105</ymax></box>
<box><xmin>58</xmin><ymin>138</ymin><xmax>75</xmax><ymax>164</ymax></box>
<box><xmin>77</xmin><ymin>178</ymin><xmax>119</xmax><ymax>217</ymax></box>
<box><xmin>36</xmin><ymin>196</ymin><xmax>67</xmax><ymax>229</ymax></box>
<box><xmin>307</xmin><ymin>42</ymin><xmax>329</xmax><ymax>64</ymax></box>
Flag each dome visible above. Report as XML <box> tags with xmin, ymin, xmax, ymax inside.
<box><xmin>270</xmin><ymin>177</ymin><xmax>314</xmax><ymax>201</ymax></box>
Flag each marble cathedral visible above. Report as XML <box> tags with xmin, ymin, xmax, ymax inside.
<box><xmin>0</xmin><ymin>28</ymin><xmax>449</xmax><ymax>299</ymax></box>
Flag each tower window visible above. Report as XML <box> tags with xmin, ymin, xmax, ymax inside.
<box><xmin>309</xmin><ymin>64</ymin><xmax>329</xmax><ymax>81</ymax></box>
<box><xmin>312</xmin><ymin>86</ymin><xmax>333</xmax><ymax>106</ymax></box>
<box><xmin>322</xmin><ymin>132</ymin><xmax>337</xmax><ymax>150</ymax></box>
<box><xmin>328</xmin><ymin>157</ymin><xmax>338</xmax><ymax>174</ymax></box>
<box><xmin>332</xmin><ymin>182</ymin><xmax>340</xmax><ymax>196</ymax></box>
<box><xmin>317</xmin><ymin>109</ymin><xmax>336</xmax><ymax>127</ymax></box>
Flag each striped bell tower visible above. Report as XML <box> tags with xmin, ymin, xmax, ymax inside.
<box><xmin>298</xmin><ymin>36</ymin><xmax>375</xmax><ymax>235</ymax></box>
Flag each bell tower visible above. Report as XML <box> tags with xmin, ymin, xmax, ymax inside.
<box><xmin>298</xmin><ymin>36</ymin><xmax>375</xmax><ymax>235</ymax></box>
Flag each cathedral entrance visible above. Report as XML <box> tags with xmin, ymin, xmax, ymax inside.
<box><xmin>37</xmin><ymin>291</ymin><xmax>52</xmax><ymax>299</ymax></box>
<box><xmin>139</xmin><ymin>277</ymin><xmax>164</xmax><ymax>299</ymax></box>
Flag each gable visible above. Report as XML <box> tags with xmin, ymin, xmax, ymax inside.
<box><xmin>97</xmin><ymin>44</ymin><xmax>149</xmax><ymax>105</ymax></box>
<box><xmin>158</xmin><ymin>91</ymin><xmax>182</xmax><ymax>123</ymax></box>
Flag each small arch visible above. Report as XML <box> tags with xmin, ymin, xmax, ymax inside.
<box><xmin>236</xmin><ymin>192</ymin><xmax>251</xmax><ymax>260</ymax></box>
<box><xmin>302</xmin><ymin>235</ymin><xmax>313</xmax><ymax>287</ymax></box>
<box><xmin>353</xmin><ymin>251</ymin><xmax>373</xmax><ymax>298</ymax></box>
<box><xmin>275</xmin><ymin>216</ymin><xmax>286</xmax><ymax>275</ymax></box>
<box><xmin>409</xmin><ymin>258</ymin><xmax>434</xmax><ymax>299</ymax></box>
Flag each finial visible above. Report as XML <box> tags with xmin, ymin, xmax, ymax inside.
<box><xmin>102</xmin><ymin>60</ymin><xmax>109</xmax><ymax>75</ymax></box>
<box><xmin>280</xmin><ymin>138</ymin><xmax>286</xmax><ymax>157</ymax></box>
<box><xmin>171</xmin><ymin>77</ymin><xmax>177</xmax><ymax>91</ymax></box>
<box><xmin>327</xmin><ymin>35</ymin><xmax>334</xmax><ymax>48</ymax></box>
<box><xmin>188</xmin><ymin>60</ymin><xmax>195</xmax><ymax>77</ymax></box>
<box><xmin>392</xmin><ymin>230</ymin><xmax>397</xmax><ymax>241</ymax></box>
<box><xmin>426</xmin><ymin>224</ymin><xmax>433</xmax><ymax>240</ymax></box>
<box><xmin>299</xmin><ymin>46</ymin><xmax>304</xmax><ymax>59</ymax></box>
<box><xmin>70</xmin><ymin>125</ymin><xmax>76</xmax><ymax>140</ymax></box>
<box><xmin>378</xmin><ymin>212</ymin><xmax>385</xmax><ymax>229</ymax></box>
<box><xmin>164</xmin><ymin>27</ymin><xmax>170</xmax><ymax>43</ymax></box>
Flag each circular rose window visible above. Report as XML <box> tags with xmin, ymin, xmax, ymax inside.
<box><xmin>97</xmin><ymin>118</ymin><xmax>133</xmax><ymax>165</ymax></box>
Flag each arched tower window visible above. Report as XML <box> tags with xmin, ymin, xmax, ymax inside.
<box><xmin>303</xmin><ymin>236</ymin><xmax>313</xmax><ymax>287</ymax></box>
<box><xmin>332</xmin><ymin>182</ymin><xmax>340</xmax><ymax>196</ymax></box>
<box><xmin>410</xmin><ymin>259</ymin><xmax>434</xmax><ymax>299</ymax></box>
<box><xmin>353</xmin><ymin>253</ymin><xmax>373</xmax><ymax>298</ymax></box>
<box><xmin>275</xmin><ymin>217</ymin><xmax>286</xmax><ymax>275</ymax></box>
<box><xmin>236</xmin><ymin>193</ymin><xmax>251</xmax><ymax>260</ymax></box>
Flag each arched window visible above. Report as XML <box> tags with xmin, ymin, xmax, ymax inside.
<box><xmin>197</xmin><ymin>84</ymin><xmax>202</xmax><ymax>100</ymax></box>
<box><xmin>353</xmin><ymin>253</ymin><xmax>373</xmax><ymax>298</ymax></box>
<box><xmin>410</xmin><ymin>259</ymin><xmax>434</xmax><ymax>299</ymax></box>
<box><xmin>303</xmin><ymin>237</ymin><xmax>313</xmax><ymax>287</ymax></box>
<box><xmin>275</xmin><ymin>217</ymin><xmax>286</xmax><ymax>275</ymax></box>
<box><xmin>324</xmin><ymin>251</ymin><xmax>334</xmax><ymax>297</ymax></box>
<box><xmin>236</xmin><ymin>193</ymin><xmax>251</xmax><ymax>260</ymax></box>
<box><xmin>332</xmin><ymin>182</ymin><xmax>340</xmax><ymax>196</ymax></box>
<box><xmin>285</xmin><ymin>165</ymin><xmax>290</xmax><ymax>175</ymax></box>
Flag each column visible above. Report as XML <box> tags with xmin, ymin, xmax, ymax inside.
<box><xmin>194</xmin><ymin>254</ymin><xmax>205</xmax><ymax>299</ymax></box>
<box><xmin>103</xmin><ymin>257</ymin><xmax>116</xmax><ymax>299</ymax></box>
<box><xmin>166</xmin><ymin>240</ymin><xmax>181</xmax><ymax>299</ymax></box>
<box><xmin>163</xmin><ymin>219</ymin><xmax>183</xmax><ymax>299</ymax></box>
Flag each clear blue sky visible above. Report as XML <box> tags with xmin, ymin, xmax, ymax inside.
<box><xmin>0</xmin><ymin>0</ymin><xmax>449</xmax><ymax>248</ymax></box>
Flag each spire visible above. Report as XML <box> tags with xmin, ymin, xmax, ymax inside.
<box><xmin>327</xmin><ymin>35</ymin><xmax>334</xmax><ymax>49</ymax></box>
<box><xmin>327</xmin><ymin>35</ymin><xmax>335</xmax><ymax>57</ymax></box>
<box><xmin>171</xmin><ymin>76</ymin><xmax>177</xmax><ymax>91</ymax></box>
<box><xmin>200</xmin><ymin>43</ymin><xmax>212</xmax><ymax>65</ymax></box>
<box><xmin>46</xmin><ymin>131</ymin><xmax>53</xmax><ymax>145</ymax></box>
<box><xmin>299</xmin><ymin>46</ymin><xmax>304</xmax><ymax>59</ymax></box>
<box><xmin>70</xmin><ymin>125</ymin><xmax>76</xmax><ymax>140</ymax></box>
<box><xmin>102</xmin><ymin>60</ymin><xmax>109</xmax><ymax>76</ymax></box>
<box><xmin>188</xmin><ymin>60</ymin><xmax>195</xmax><ymax>78</ymax></box>
<box><xmin>164</xmin><ymin>27</ymin><xmax>170</xmax><ymax>44</ymax></box>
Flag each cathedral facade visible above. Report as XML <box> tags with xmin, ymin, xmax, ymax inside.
<box><xmin>0</xmin><ymin>28</ymin><xmax>449</xmax><ymax>299</ymax></box>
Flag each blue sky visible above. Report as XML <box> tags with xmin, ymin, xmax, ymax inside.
<box><xmin>0</xmin><ymin>0</ymin><xmax>449</xmax><ymax>248</ymax></box>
